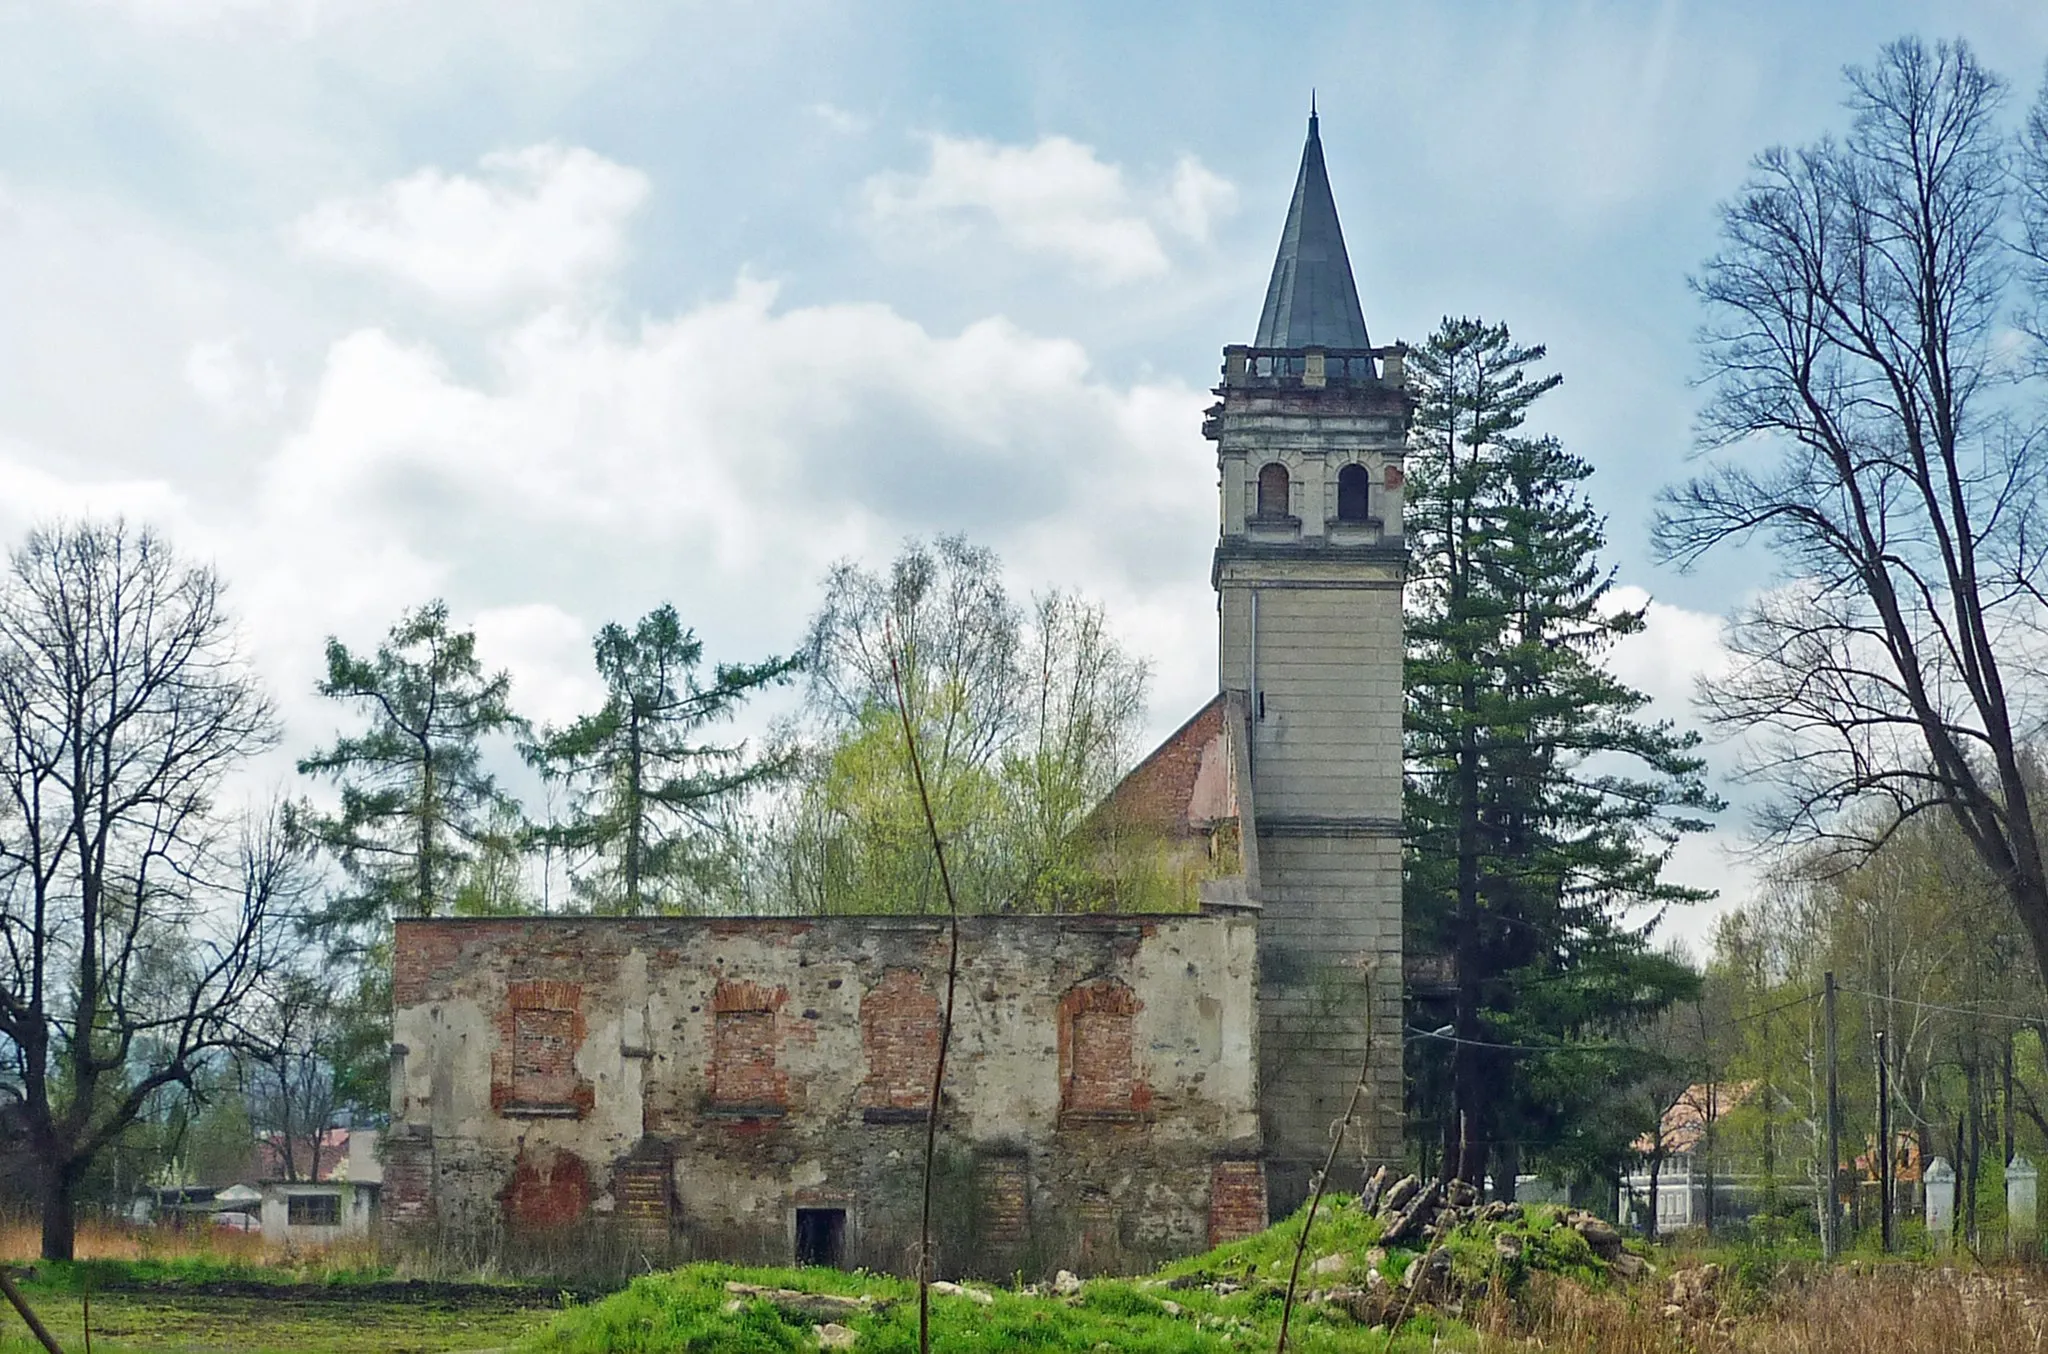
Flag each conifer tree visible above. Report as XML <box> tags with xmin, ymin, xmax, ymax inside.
<box><xmin>527</xmin><ymin>604</ymin><xmax>797</xmax><ymax>914</ymax></box>
<box><xmin>298</xmin><ymin>600</ymin><xmax>525</xmax><ymax>934</ymax></box>
<box><xmin>1404</xmin><ymin>317</ymin><xmax>1717</xmax><ymax>1187</ymax></box>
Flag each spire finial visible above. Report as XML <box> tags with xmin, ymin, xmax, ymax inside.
<box><xmin>1310</xmin><ymin>89</ymin><xmax>1317</xmax><ymax>121</ymax></box>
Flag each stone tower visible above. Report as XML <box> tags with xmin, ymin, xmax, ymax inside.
<box><xmin>1208</xmin><ymin>112</ymin><xmax>1410</xmax><ymax>1214</ymax></box>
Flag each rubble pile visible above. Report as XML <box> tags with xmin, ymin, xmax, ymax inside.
<box><xmin>1164</xmin><ymin>1166</ymin><xmax>1655</xmax><ymax>1330</ymax></box>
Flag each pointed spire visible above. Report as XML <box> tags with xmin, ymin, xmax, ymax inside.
<box><xmin>1253</xmin><ymin>111</ymin><xmax>1371</xmax><ymax>351</ymax></box>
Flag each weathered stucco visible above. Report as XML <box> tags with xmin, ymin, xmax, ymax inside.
<box><xmin>386</xmin><ymin>910</ymin><xmax>1263</xmax><ymax>1277</ymax></box>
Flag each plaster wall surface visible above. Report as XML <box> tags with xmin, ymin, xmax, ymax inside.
<box><xmin>388</xmin><ymin>911</ymin><xmax>1263</xmax><ymax>1276</ymax></box>
<box><xmin>1209</xmin><ymin>370</ymin><xmax>1410</xmax><ymax>1215</ymax></box>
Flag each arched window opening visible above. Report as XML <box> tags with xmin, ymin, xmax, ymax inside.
<box><xmin>1256</xmin><ymin>463</ymin><xmax>1290</xmax><ymax>518</ymax></box>
<box><xmin>1337</xmin><ymin>463</ymin><xmax>1371</xmax><ymax>523</ymax></box>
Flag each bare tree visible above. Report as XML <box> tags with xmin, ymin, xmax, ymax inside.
<box><xmin>0</xmin><ymin>521</ymin><xmax>282</xmax><ymax>1259</ymax></box>
<box><xmin>239</xmin><ymin>958</ymin><xmax>345</xmax><ymax>1184</ymax></box>
<box><xmin>1656</xmin><ymin>37</ymin><xmax>2048</xmax><ymax>988</ymax></box>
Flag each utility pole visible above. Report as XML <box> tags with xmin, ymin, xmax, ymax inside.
<box><xmin>1824</xmin><ymin>971</ymin><xmax>1841</xmax><ymax>1259</ymax></box>
<box><xmin>2007</xmin><ymin>1034</ymin><xmax>2018</xmax><ymax>1171</ymax></box>
<box><xmin>1876</xmin><ymin>1028</ymin><xmax>1893</xmax><ymax>1253</ymax></box>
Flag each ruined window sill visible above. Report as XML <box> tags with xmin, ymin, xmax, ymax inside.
<box><xmin>861</xmin><ymin>1106</ymin><xmax>931</xmax><ymax>1126</ymax></box>
<box><xmin>500</xmin><ymin>1102</ymin><xmax>583</xmax><ymax>1120</ymax></box>
<box><xmin>703</xmin><ymin>1103</ymin><xmax>789</xmax><ymax>1121</ymax></box>
<box><xmin>1058</xmin><ymin>1108</ymin><xmax>1146</xmax><ymax>1126</ymax></box>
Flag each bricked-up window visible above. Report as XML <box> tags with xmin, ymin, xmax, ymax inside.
<box><xmin>1336</xmin><ymin>463</ymin><xmax>1371</xmax><ymax>522</ymax></box>
<box><xmin>1256</xmin><ymin>462</ymin><xmax>1290</xmax><ymax>517</ymax></box>
<box><xmin>513</xmin><ymin>1008</ymin><xmax>576</xmax><ymax>1106</ymax></box>
<box><xmin>709</xmin><ymin>979</ymin><xmax>788</xmax><ymax>1114</ymax></box>
<box><xmin>1059</xmin><ymin>981</ymin><xmax>1144</xmax><ymax>1119</ymax></box>
<box><xmin>493</xmin><ymin>980</ymin><xmax>591</xmax><ymax>1119</ymax></box>
<box><xmin>860</xmin><ymin>968</ymin><xmax>940</xmax><ymax>1122</ymax></box>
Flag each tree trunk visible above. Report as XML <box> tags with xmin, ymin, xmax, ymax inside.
<box><xmin>41</xmin><ymin>1169</ymin><xmax>76</xmax><ymax>1262</ymax></box>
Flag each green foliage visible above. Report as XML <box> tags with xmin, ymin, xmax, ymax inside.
<box><xmin>773</xmin><ymin>536</ymin><xmax>1152</xmax><ymax>914</ymax></box>
<box><xmin>298</xmin><ymin>600</ymin><xmax>526</xmax><ymax>931</ymax></box>
<box><xmin>528</xmin><ymin>604</ymin><xmax>797</xmax><ymax>914</ymax></box>
<box><xmin>1403</xmin><ymin>316</ymin><xmax>1717</xmax><ymax>1183</ymax></box>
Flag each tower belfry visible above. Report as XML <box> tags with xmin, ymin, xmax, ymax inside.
<box><xmin>1209</xmin><ymin>111</ymin><xmax>1410</xmax><ymax>1212</ymax></box>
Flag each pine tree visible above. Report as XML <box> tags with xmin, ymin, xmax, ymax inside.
<box><xmin>298</xmin><ymin>600</ymin><xmax>526</xmax><ymax>934</ymax></box>
<box><xmin>1405</xmin><ymin>317</ymin><xmax>1718</xmax><ymax>1188</ymax></box>
<box><xmin>527</xmin><ymin>604</ymin><xmax>797</xmax><ymax>914</ymax></box>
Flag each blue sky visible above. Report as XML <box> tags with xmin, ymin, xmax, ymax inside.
<box><xmin>4</xmin><ymin>0</ymin><xmax>2046</xmax><ymax>943</ymax></box>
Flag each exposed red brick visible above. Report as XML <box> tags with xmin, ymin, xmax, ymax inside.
<box><xmin>613</xmin><ymin>1152</ymin><xmax>672</xmax><ymax>1246</ymax></box>
<box><xmin>859</xmin><ymin>968</ymin><xmax>940</xmax><ymax>1113</ymax></box>
<box><xmin>503</xmin><ymin>1146</ymin><xmax>590</xmax><ymax>1231</ymax></box>
<box><xmin>1207</xmin><ymin>1159</ymin><xmax>1268</xmax><ymax>1246</ymax></box>
<box><xmin>490</xmin><ymin>980</ymin><xmax>593</xmax><ymax>1117</ymax></box>
<box><xmin>1058</xmin><ymin>981</ymin><xmax>1143</xmax><ymax>1116</ymax></box>
<box><xmin>709</xmin><ymin>978</ymin><xmax>789</xmax><ymax>1110</ymax></box>
<box><xmin>1383</xmin><ymin>463</ymin><xmax>1405</xmax><ymax>489</ymax></box>
<box><xmin>381</xmin><ymin>1133</ymin><xmax>433</xmax><ymax>1226</ymax></box>
<box><xmin>976</xmin><ymin>1154</ymin><xmax>1030</xmax><ymax>1246</ymax></box>
<box><xmin>1093</xmin><ymin>696</ymin><xmax>1226</xmax><ymax>841</ymax></box>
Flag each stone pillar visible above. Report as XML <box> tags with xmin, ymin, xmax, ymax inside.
<box><xmin>1923</xmin><ymin>1157</ymin><xmax>1954</xmax><ymax>1250</ymax></box>
<box><xmin>2009</xmin><ymin>1155</ymin><xmax>2039</xmax><ymax>1255</ymax></box>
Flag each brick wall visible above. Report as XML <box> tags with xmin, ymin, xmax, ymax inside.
<box><xmin>389</xmin><ymin>912</ymin><xmax>1260</xmax><ymax>1277</ymax></box>
<box><xmin>503</xmin><ymin>1146</ymin><xmax>591</xmax><ymax>1230</ymax></box>
<box><xmin>490</xmin><ymin>979</ymin><xmax>592</xmax><ymax>1117</ymax></box>
<box><xmin>859</xmin><ymin>968</ymin><xmax>939</xmax><ymax>1114</ymax></box>
<box><xmin>381</xmin><ymin>1130</ymin><xmax>433</xmax><ymax>1228</ymax></box>
<box><xmin>1058</xmin><ymin>981</ymin><xmax>1144</xmax><ymax>1116</ymax></box>
<box><xmin>1093</xmin><ymin>695</ymin><xmax>1225</xmax><ymax>838</ymax></box>
<box><xmin>1207</xmin><ymin>1158</ymin><xmax>1268</xmax><ymax>1246</ymax></box>
<box><xmin>710</xmin><ymin>979</ymin><xmax>788</xmax><ymax>1111</ymax></box>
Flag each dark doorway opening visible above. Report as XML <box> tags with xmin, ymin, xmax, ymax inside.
<box><xmin>796</xmin><ymin>1207</ymin><xmax>847</xmax><ymax>1268</ymax></box>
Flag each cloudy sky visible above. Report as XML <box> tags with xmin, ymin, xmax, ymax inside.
<box><xmin>4</xmin><ymin>0</ymin><xmax>2045</xmax><ymax>946</ymax></box>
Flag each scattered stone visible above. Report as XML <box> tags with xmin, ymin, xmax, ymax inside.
<box><xmin>724</xmin><ymin>1282</ymin><xmax>875</xmax><ymax>1322</ymax></box>
<box><xmin>928</xmin><ymin>1281</ymin><xmax>994</xmax><ymax>1306</ymax></box>
<box><xmin>1611</xmin><ymin>1252</ymin><xmax>1649</xmax><ymax>1281</ymax></box>
<box><xmin>814</xmin><ymin>1323</ymin><xmax>859</xmax><ymax>1350</ymax></box>
<box><xmin>1357</xmin><ymin>1165</ymin><xmax>1391</xmax><ymax>1214</ymax></box>
<box><xmin>1160</xmin><ymin>1299</ymin><xmax>1183</xmax><ymax>1317</ymax></box>
<box><xmin>1666</xmin><ymin>1263</ymin><xmax>1723</xmax><ymax>1319</ymax></box>
<box><xmin>1165</xmin><ymin>1274</ymin><xmax>1207</xmax><ymax>1291</ymax></box>
<box><xmin>1380</xmin><ymin>1180</ymin><xmax>1443</xmax><ymax>1247</ymax></box>
<box><xmin>1380</xmin><ymin>1174</ymin><xmax>1421</xmax><ymax>1217</ymax></box>
<box><xmin>1053</xmin><ymin>1270</ymin><xmax>1083</xmax><ymax>1297</ymax></box>
<box><xmin>1402</xmin><ymin>1248</ymin><xmax>1452</xmax><ymax>1296</ymax></box>
<box><xmin>1495</xmin><ymin>1232</ymin><xmax>1525</xmax><ymax>1262</ymax></box>
<box><xmin>1310</xmin><ymin>1251</ymin><xmax>1349</xmax><ymax>1276</ymax></box>
<box><xmin>1570</xmin><ymin>1213</ymin><xmax>1624</xmax><ymax>1259</ymax></box>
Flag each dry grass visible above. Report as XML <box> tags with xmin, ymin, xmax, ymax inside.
<box><xmin>1482</xmin><ymin>1262</ymin><xmax>2048</xmax><ymax>1354</ymax></box>
<box><xmin>0</xmin><ymin>1212</ymin><xmax>378</xmax><ymax>1276</ymax></box>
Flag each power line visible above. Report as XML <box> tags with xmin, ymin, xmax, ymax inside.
<box><xmin>1405</xmin><ymin>1025</ymin><xmax>1645</xmax><ymax>1056</ymax></box>
<box><xmin>1839</xmin><ymin>985</ymin><xmax>2041</xmax><ymax>1027</ymax></box>
<box><xmin>1725</xmin><ymin>987</ymin><xmax>1821</xmax><ymax>1026</ymax></box>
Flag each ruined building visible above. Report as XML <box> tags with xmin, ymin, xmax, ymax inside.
<box><xmin>382</xmin><ymin>112</ymin><xmax>1409</xmax><ymax>1275</ymax></box>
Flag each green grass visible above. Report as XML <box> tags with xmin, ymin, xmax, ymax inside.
<box><xmin>0</xmin><ymin>1263</ymin><xmax>569</xmax><ymax>1353</ymax></box>
<box><xmin>520</xmin><ymin>1198</ymin><xmax>1489</xmax><ymax>1353</ymax></box>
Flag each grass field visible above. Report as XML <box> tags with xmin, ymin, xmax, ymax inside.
<box><xmin>7</xmin><ymin>1210</ymin><xmax>2048</xmax><ymax>1352</ymax></box>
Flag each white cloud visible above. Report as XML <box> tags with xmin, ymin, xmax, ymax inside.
<box><xmin>808</xmin><ymin>102</ymin><xmax>869</xmax><ymax>136</ymax></box>
<box><xmin>293</xmin><ymin>144</ymin><xmax>650</xmax><ymax>311</ymax></box>
<box><xmin>1163</xmin><ymin>155</ymin><xmax>1238</xmax><ymax>243</ymax></box>
<box><xmin>207</xmin><ymin>273</ymin><xmax>1213</xmax><ymax>772</ymax></box>
<box><xmin>184</xmin><ymin>339</ymin><xmax>287</xmax><ymax>422</ymax></box>
<box><xmin>1605</xmin><ymin>585</ymin><xmax>1729</xmax><ymax>716</ymax></box>
<box><xmin>863</xmin><ymin>135</ymin><xmax>1235</xmax><ymax>284</ymax></box>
